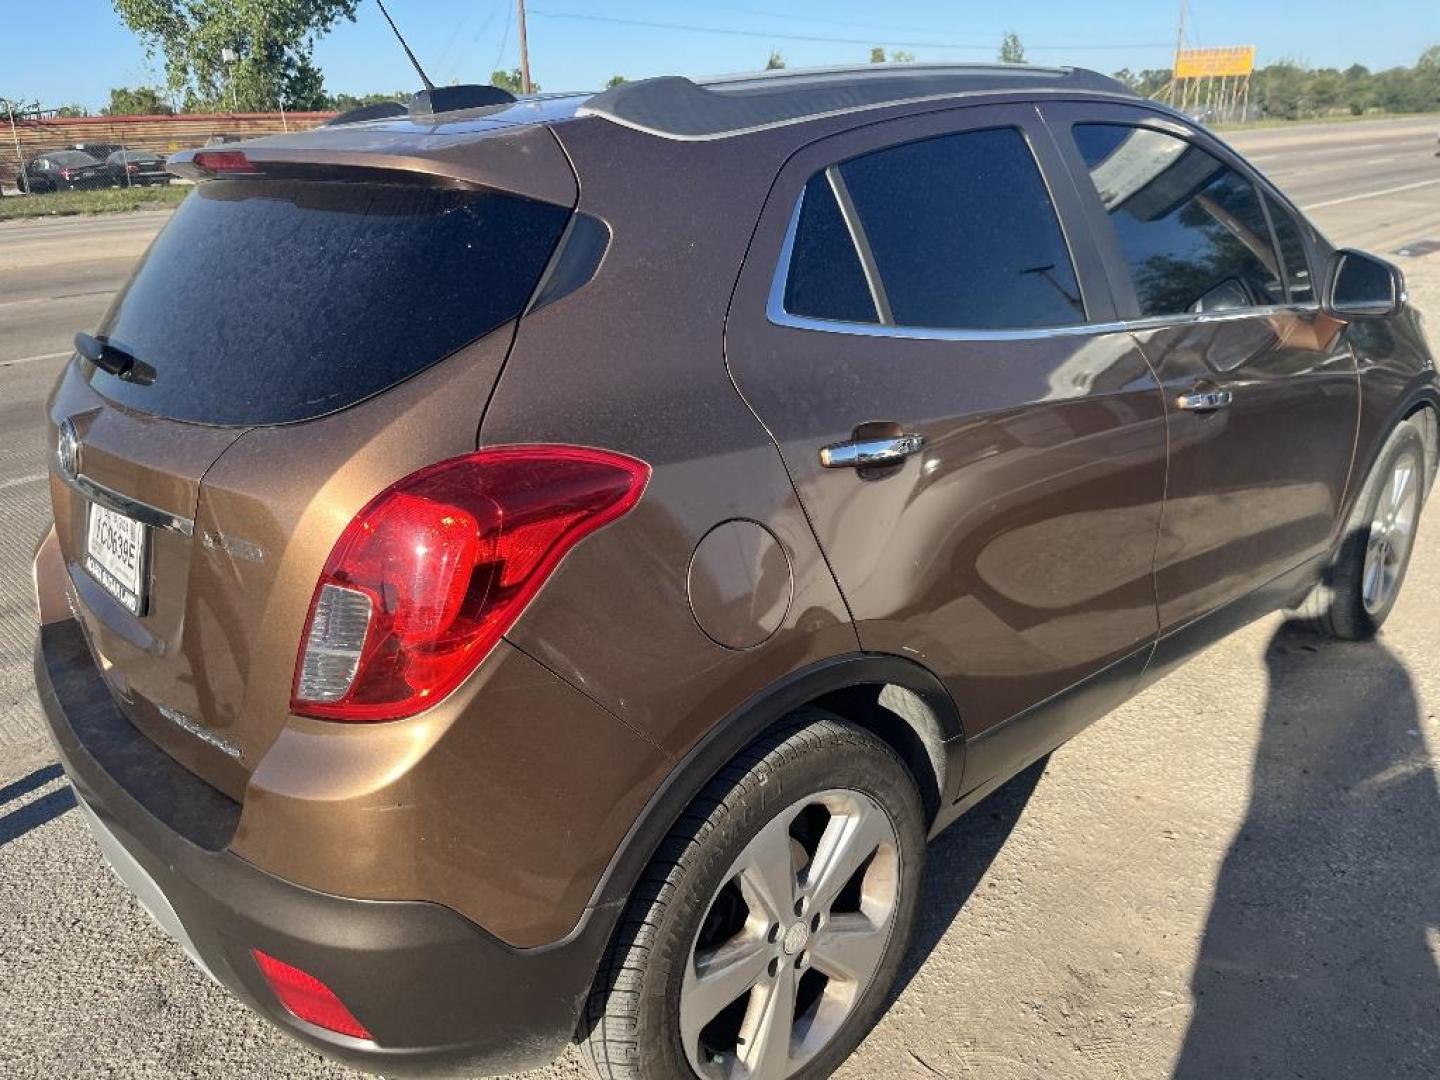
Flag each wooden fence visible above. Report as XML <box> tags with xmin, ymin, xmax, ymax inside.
<box><xmin>1</xmin><ymin>112</ymin><xmax>336</xmax><ymax>177</ymax></box>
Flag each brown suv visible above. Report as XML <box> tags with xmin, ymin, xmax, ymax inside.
<box><xmin>32</xmin><ymin>64</ymin><xmax>1438</xmax><ymax>1078</ymax></box>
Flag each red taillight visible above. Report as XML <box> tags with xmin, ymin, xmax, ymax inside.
<box><xmin>251</xmin><ymin>949</ymin><xmax>372</xmax><ymax>1040</ymax></box>
<box><xmin>192</xmin><ymin>149</ymin><xmax>256</xmax><ymax>174</ymax></box>
<box><xmin>59</xmin><ymin>168</ymin><xmax>72</xmax><ymax>180</ymax></box>
<box><xmin>292</xmin><ymin>445</ymin><xmax>650</xmax><ymax>722</ymax></box>
<box><xmin>126</xmin><ymin>163</ymin><xmax>139</xmax><ymax>173</ymax></box>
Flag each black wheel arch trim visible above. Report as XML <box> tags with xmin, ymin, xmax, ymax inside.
<box><xmin>584</xmin><ymin>650</ymin><xmax>964</xmax><ymax>913</ymax></box>
<box><xmin>1349</xmin><ymin>381</ymin><xmax>1440</xmax><ymax>526</ymax></box>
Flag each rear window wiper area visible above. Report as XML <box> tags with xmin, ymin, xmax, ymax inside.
<box><xmin>75</xmin><ymin>333</ymin><xmax>156</xmax><ymax>386</ymax></box>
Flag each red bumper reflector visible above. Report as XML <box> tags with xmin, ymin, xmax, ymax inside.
<box><xmin>251</xmin><ymin>949</ymin><xmax>373</xmax><ymax>1040</ymax></box>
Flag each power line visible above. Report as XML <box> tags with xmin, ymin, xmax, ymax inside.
<box><xmin>493</xmin><ymin>0</ymin><xmax>513</xmax><ymax>73</ymax></box>
<box><xmin>526</xmin><ymin>9</ymin><xmax>1173</xmax><ymax>53</ymax></box>
<box><xmin>699</xmin><ymin>1</ymin><xmax>1151</xmax><ymax>44</ymax></box>
<box><xmin>695</xmin><ymin>2</ymin><xmax>988</xmax><ymax>37</ymax></box>
<box><xmin>435</xmin><ymin>2</ymin><xmax>486</xmax><ymax>83</ymax></box>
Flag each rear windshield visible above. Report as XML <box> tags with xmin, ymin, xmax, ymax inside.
<box><xmin>88</xmin><ymin>178</ymin><xmax>570</xmax><ymax>425</ymax></box>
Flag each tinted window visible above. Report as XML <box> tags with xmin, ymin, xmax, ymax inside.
<box><xmin>1073</xmin><ymin>124</ymin><xmax>1282</xmax><ymax>317</ymax></box>
<box><xmin>89</xmin><ymin>178</ymin><xmax>569</xmax><ymax>425</ymax></box>
<box><xmin>785</xmin><ymin>127</ymin><xmax>1084</xmax><ymax>330</ymax></box>
<box><xmin>52</xmin><ymin>151</ymin><xmax>97</xmax><ymax>166</ymax></box>
<box><xmin>784</xmin><ymin>172</ymin><xmax>880</xmax><ymax>323</ymax></box>
<box><xmin>1264</xmin><ymin>193</ymin><xmax>1314</xmax><ymax>304</ymax></box>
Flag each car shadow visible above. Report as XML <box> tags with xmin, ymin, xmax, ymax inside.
<box><xmin>0</xmin><ymin>763</ymin><xmax>75</xmax><ymax>847</ymax></box>
<box><xmin>1174</xmin><ymin>621</ymin><xmax>1440</xmax><ymax>1077</ymax></box>
<box><xmin>893</xmin><ymin>754</ymin><xmax>1050</xmax><ymax>997</ymax></box>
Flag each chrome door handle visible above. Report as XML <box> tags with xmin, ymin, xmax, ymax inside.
<box><xmin>819</xmin><ymin>432</ymin><xmax>925</xmax><ymax>469</ymax></box>
<box><xmin>1176</xmin><ymin>389</ymin><xmax>1234</xmax><ymax>412</ymax></box>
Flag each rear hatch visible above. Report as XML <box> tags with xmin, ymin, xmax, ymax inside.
<box><xmin>47</xmin><ymin>120</ymin><xmax>577</xmax><ymax>797</ymax></box>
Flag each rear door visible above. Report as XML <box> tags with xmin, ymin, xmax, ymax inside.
<box><xmin>726</xmin><ymin>103</ymin><xmax>1168</xmax><ymax>743</ymax></box>
<box><xmin>1041</xmin><ymin>103</ymin><xmax>1359</xmax><ymax>632</ymax></box>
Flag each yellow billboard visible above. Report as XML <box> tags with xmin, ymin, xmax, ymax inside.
<box><xmin>1174</xmin><ymin>46</ymin><xmax>1256</xmax><ymax>79</ymax></box>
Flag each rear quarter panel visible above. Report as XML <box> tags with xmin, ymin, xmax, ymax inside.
<box><xmin>483</xmin><ymin>116</ymin><xmax>860</xmax><ymax>759</ymax></box>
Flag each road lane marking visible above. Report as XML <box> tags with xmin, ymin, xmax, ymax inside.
<box><xmin>0</xmin><ymin>289</ymin><xmax>117</xmax><ymax>311</ymax></box>
<box><xmin>0</xmin><ymin>350</ymin><xmax>71</xmax><ymax>367</ymax></box>
<box><xmin>1303</xmin><ymin>177</ymin><xmax>1440</xmax><ymax>211</ymax></box>
<box><xmin>0</xmin><ymin>474</ymin><xmax>46</xmax><ymax>492</ymax></box>
<box><xmin>1245</xmin><ymin>141</ymin><xmax>1406</xmax><ymax>162</ymax></box>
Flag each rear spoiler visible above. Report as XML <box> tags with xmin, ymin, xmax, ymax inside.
<box><xmin>165</xmin><ymin>121</ymin><xmax>577</xmax><ymax>208</ymax></box>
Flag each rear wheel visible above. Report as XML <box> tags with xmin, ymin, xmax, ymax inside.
<box><xmin>581</xmin><ymin>711</ymin><xmax>926</xmax><ymax>1079</ymax></box>
<box><xmin>1296</xmin><ymin>418</ymin><xmax>1428</xmax><ymax>639</ymax></box>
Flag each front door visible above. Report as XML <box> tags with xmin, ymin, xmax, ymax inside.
<box><xmin>726</xmin><ymin>103</ymin><xmax>1168</xmax><ymax>743</ymax></box>
<box><xmin>1041</xmin><ymin>103</ymin><xmax>1360</xmax><ymax>633</ymax></box>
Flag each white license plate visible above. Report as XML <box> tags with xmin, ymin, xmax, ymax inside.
<box><xmin>85</xmin><ymin>502</ymin><xmax>149</xmax><ymax>614</ymax></box>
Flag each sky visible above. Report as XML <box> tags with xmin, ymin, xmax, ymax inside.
<box><xmin>2</xmin><ymin>0</ymin><xmax>1437</xmax><ymax>113</ymax></box>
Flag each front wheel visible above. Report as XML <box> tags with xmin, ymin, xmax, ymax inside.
<box><xmin>1296</xmin><ymin>417</ymin><xmax>1428</xmax><ymax>639</ymax></box>
<box><xmin>581</xmin><ymin>711</ymin><xmax>926</xmax><ymax>1079</ymax></box>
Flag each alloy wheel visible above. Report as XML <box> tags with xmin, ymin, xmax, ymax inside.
<box><xmin>1362</xmin><ymin>449</ymin><xmax>1421</xmax><ymax>615</ymax></box>
<box><xmin>679</xmin><ymin>788</ymin><xmax>901</xmax><ymax>1079</ymax></box>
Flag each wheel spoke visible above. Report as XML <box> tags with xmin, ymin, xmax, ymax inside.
<box><xmin>739</xmin><ymin>961</ymin><xmax>796</xmax><ymax>1077</ymax></box>
<box><xmin>803</xmin><ymin>805</ymin><xmax>891</xmax><ymax>914</ymax></box>
<box><xmin>735</xmin><ymin>815</ymin><xmax>800</xmax><ymax>925</ymax></box>
<box><xmin>1390</xmin><ymin>463</ymin><xmax>1413</xmax><ymax>517</ymax></box>
<box><xmin>1363</xmin><ymin>545</ymin><xmax>1385</xmax><ymax>608</ymax></box>
<box><xmin>681</xmin><ymin>935</ymin><xmax>772</xmax><ymax>1049</ymax></box>
<box><xmin>809</xmin><ymin>912</ymin><xmax>889</xmax><ymax>985</ymax></box>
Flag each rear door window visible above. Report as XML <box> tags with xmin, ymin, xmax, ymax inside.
<box><xmin>1070</xmin><ymin>123</ymin><xmax>1283</xmax><ymax>317</ymax></box>
<box><xmin>782</xmin><ymin>127</ymin><xmax>1085</xmax><ymax>331</ymax></box>
<box><xmin>784</xmin><ymin>171</ymin><xmax>881</xmax><ymax>324</ymax></box>
<box><xmin>89</xmin><ymin>178</ymin><xmax>570</xmax><ymax>426</ymax></box>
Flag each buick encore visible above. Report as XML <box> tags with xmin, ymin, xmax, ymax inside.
<box><xmin>33</xmin><ymin>63</ymin><xmax>1438</xmax><ymax>1079</ymax></box>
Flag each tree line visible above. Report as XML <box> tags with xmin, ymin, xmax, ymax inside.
<box><xmin>14</xmin><ymin>8</ymin><xmax>1439</xmax><ymax>124</ymax></box>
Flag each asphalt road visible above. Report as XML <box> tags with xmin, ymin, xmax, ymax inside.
<box><xmin>0</xmin><ymin>115</ymin><xmax>1438</xmax><ymax>1080</ymax></box>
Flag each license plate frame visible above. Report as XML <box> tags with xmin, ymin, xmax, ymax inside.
<box><xmin>85</xmin><ymin>501</ymin><xmax>150</xmax><ymax>615</ymax></box>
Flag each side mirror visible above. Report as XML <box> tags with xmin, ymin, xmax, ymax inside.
<box><xmin>1325</xmin><ymin>249</ymin><xmax>1404</xmax><ymax>319</ymax></box>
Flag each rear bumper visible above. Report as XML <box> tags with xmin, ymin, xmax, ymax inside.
<box><xmin>35</xmin><ymin>618</ymin><xmax>609</xmax><ymax>1077</ymax></box>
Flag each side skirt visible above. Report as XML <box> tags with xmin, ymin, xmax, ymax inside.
<box><xmin>932</xmin><ymin>551</ymin><xmax>1327</xmax><ymax>838</ymax></box>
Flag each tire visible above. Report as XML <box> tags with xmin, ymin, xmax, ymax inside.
<box><xmin>581</xmin><ymin>710</ymin><xmax>926</xmax><ymax>1080</ymax></box>
<box><xmin>1295</xmin><ymin>418</ymin><xmax>1429</xmax><ymax>639</ymax></box>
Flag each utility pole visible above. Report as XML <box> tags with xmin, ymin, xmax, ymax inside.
<box><xmin>517</xmin><ymin>0</ymin><xmax>533</xmax><ymax>95</ymax></box>
<box><xmin>1168</xmin><ymin>0</ymin><xmax>1186</xmax><ymax>108</ymax></box>
<box><xmin>4</xmin><ymin>99</ymin><xmax>32</xmax><ymax>194</ymax></box>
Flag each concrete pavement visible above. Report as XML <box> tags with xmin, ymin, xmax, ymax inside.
<box><xmin>0</xmin><ymin>116</ymin><xmax>1438</xmax><ymax>1079</ymax></box>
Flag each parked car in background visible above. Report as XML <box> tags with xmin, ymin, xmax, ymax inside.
<box><xmin>105</xmin><ymin>149</ymin><xmax>171</xmax><ymax>186</ymax></box>
<box><xmin>33</xmin><ymin>64</ymin><xmax>1439</xmax><ymax>1079</ymax></box>
<box><xmin>17</xmin><ymin>150</ymin><xmax>111</xmax><ymax>192</ymax></box>
<box><xmin>71</xmin><ymin>142</ymin><xmax>123</xmax><ymax>163</ymax></box>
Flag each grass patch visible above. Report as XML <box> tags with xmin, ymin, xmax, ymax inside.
<box><xmin>0</xmin><ymin>184</ymin><xmax>188</xmax><ymax>222</ymax></box>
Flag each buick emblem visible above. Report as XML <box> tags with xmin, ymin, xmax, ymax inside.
<box><xmin>57</xmin><ymin>419</ymin><xmax>80</xmax><ymax>481</ymax></box>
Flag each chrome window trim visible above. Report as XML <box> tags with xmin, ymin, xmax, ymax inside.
<box><xmin>824</xmin><ymin>167</ymin><xmax>893</xmax><ymax>325</ymax></box>
<box><xmin>1123</xmin><ymin>303</ymin><xmax>1322</xmax><ymax>332</ymax></box>
<box><xmin>59</xmin><ymin>470</ymin><xmax>195</xmax><ymax>536</ymax></box>
<box><xmin>767</xmin><ymin>184</ymin><xmax>1323</xmax><ymax>343</ymax></box>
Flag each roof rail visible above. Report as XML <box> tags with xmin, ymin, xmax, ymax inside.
<box><xmin>578</xmin><ymin>63</ymin><xmax>1136</xmax><ymax>141</ymax></box>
